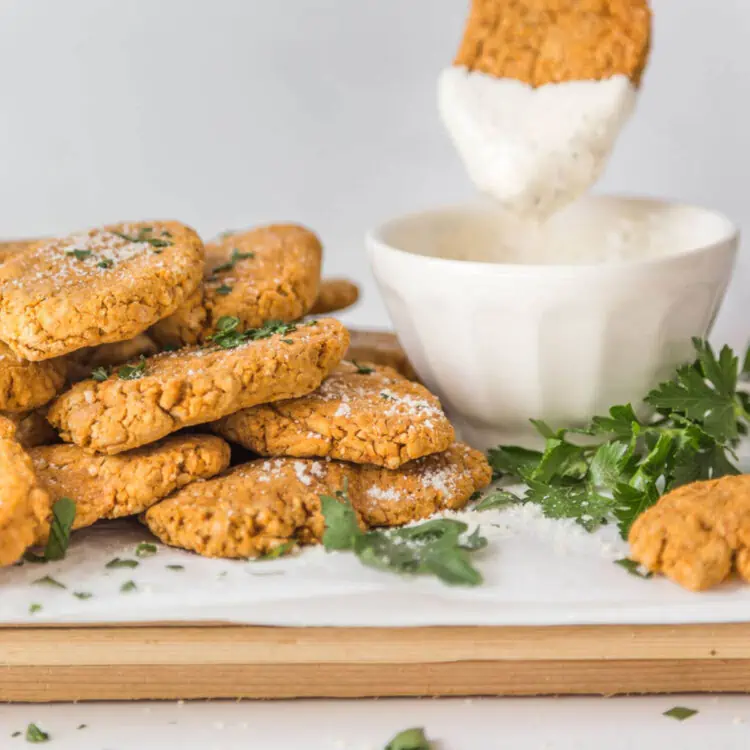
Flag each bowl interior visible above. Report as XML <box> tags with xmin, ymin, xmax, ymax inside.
<box><xmin>375</xmin><ymin>196</ymin><xmax>738</xmax><ymax>267</ymax></box>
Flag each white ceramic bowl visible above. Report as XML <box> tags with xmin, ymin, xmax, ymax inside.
<box><xmin>367</xmin><ymin>196</ymin><xmax>739</xmax><ymax>450</ymax></box>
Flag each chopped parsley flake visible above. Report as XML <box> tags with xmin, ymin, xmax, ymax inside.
<box><xmin>166</xmin><ymin>564</ymin><xmax>185</xmax><ymax>571</ymax></box>
<box><xmin>215</xmin><ymin>284</ymin><xmax>233</xmax><ymax>295</ymax></box>
<box><xmin>28</xmin><ymin>603</ymin><xmax>42</xmax><ymax>615</ymax></box>
<box><xmin>208</xmin><ymin>317</ymin><xmax>297</xmax><ymax>350</ymax></box>
<box><xmin>97</xmin><ymin>258</ymin><xmax>114</xmax><ymax>269</ymax></box>
<box><xmin>135</xmin><ymin>542</ymin><xmax>158</xmax><ymax>558</ymax></box>
<box><xmin>614</xmin><ymin>558</ymin><xmax>653</xmax><ymax>579</ymax></box>
<box><xmin>211</xmin><ymin>248</ymin><xmax>255</xmax><ymax>275</ymax></box>
<box><xmin>105</xmin><ymin>558</ymin><xmax>139</xmax><ymax>569</ymax></box>
<box><xmin>32</xmin><ymin>575</ymin><xmax>66</xmax><ymax>589</ymax></box>
<box><xmin>385</xmin><ymin>727</ymin><xmax>433</xmax><ymax>750</ymax></box>
<box><xmin>114</xmin><ymin>227</ymin><xmax>173</xmax><ymax>248</ymax></box>
<box><xmin>65</xmin><ymin>249</ymin><xmax>92</xmax><ymax>260</ymax></box>
<box><xmin>73</xmin><ymin>591</ymin><xmax>93</xmax><ymax>600</ymax></box>
<box><xmin>91</xmin><ymin>366</ymin><xmax>110</xmax><ymax>382</ymax></box>
<box><xmin>117</xmin><ymin>357</ymin><xmax>148</xmax><ymax>380</ymax></box>
<box><xmin>25</xmin><ymin>724</ymin><xmax>50</xmax><ymax>743</ymax></box>
<box><xmin>257</xmin><ymin>541</ymin><xmax>295</xmax><ymax>560</ymax></box>
<box><xmin>120</xmin><ymin>580</ymin><xmax>137</xmax><ymax>593</ymax></box>
<box><xmin>663</xmin><ymin>706</ymin><xmax>698</xmax><ymax>721</ymax></box>
<box><xmin>352</xmin><ymin>361</ymin><xmax>374</xmax><ymax>375</ymax></box>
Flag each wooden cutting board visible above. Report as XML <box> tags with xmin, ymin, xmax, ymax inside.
<box><xmin>2</xmin><ymin>622</ymin><xmax>750</xmax><ymax>702</ymax></box>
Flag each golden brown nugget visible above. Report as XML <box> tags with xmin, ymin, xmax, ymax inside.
<box><xmin>212</xmin><ymin>361</ymin><xmax>454</xmax><ymax>468</ymax></box>
<box><xmin>346</xmin><ymin>329</ymin><xmax>418</xmax><ymax>381</ymax></box>
<box><xmin>48</xmin><ymin>318</ymin><xmax>349</xmax><ymax>455</ymax></box>
<box><xmin>149</xmin><ymin>285</ymin><xmax>208</xmax><ymax>349</ymax></box>
<box><xmin>152</xmin><ymin>224</ymin><xmax>322</xmax><ymax>347</ymax></box>
<box><xmin>0</xmin><ymin>239</ymin><xmax>36</xmax><ymax>264</ymax></box>
<box><xmin>455</xmin><ymin>0</ymin><xmax>651</xmax><ymax>87</ymax></box>
<box><xmin>1</xmin><ymin>409</ymin><xmax>57</xmax><ymax>449</ymax></box>
<box><xmin>0</xmin><ymin>416</ymin><xmax>51</xmax><ymax>566</ymax></box>
<box><xmin>0</xmin><ymin>341</ymin><xmax>67</xmax><ymax>412</ymax></box>
<box><xmin>30</xmin><ymin>435</ymin><xmax>230</xmax><ymax>530</ymax></box>
<box><xmin>143</xmin><ymin>443</ymin><xmax>491</xmax><ymax>558</ymax></box>
<box><xmin>0</xmin><ymin>221</ymin><xmax>204</xmax><ymax>360</ymax></box>
<box><xmin>629</xmin><ymin>475</ymin><xmax>750</xmax><ymax>592</ymax></box>
<box><xmin>310</xmin><ymin>279</ymin><xmax>360</xmax><ymax>315</ymax></box>
<box><xmin>67</xmin><ymin>333</ymin><xmax>160</xmax><ymax>383</ymax></box>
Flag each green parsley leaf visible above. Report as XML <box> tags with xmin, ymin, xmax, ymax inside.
<box><xmin>208</xmin><ymin>317</ymin><xmax>298</xmax><ymax>350</ymax></box>
<box><xmin>613</xmin><ymin>482</ymin><xmax>660</xmax><ymax>539</ymax></box>
<box><xmin>257</xmin><ymin>540</ymin><xmax>296</xmax><ymax>560</ymax></box>
<box><xmin>134</xmin><ymin>542</ymin><xmax>158</xmax><ymax>558</ymax></box>
<box><xmin>166</xmin><ymin>564</ymin><xmax>185</xmax><ymax>571</ymax></box>
<box><xmin>120</xmin><ymin>580</ymin><xmax>137</xmax><ymax>593</ymax></box>
<box><xmin>28</xmin><ymin>603</ymin><xmax>42</xmax><ymax>615</ymax></box>
<box><xmin>97</xmin><ymin>258</ymin><xmax>114</xmax><ymax>269</ymax></box>
<box><xmin>614</xmin><ymin>558</ymin><xmax>653</xmax><ymax>579</ymax></box>
<box><xmin>524</xmin><ymin>480</ymin><xmax>613</xmax><ymax>532</ymax></box>
<box><xmin>113</xmin><ymin>228</ymin><xmax>173</xmax><ymax>249</ymax></box>
<box><xmin>384</xmin><ymin>727</ymin><xmax>433</xmax><ymax>750</ymax></box>
<box><xmin>215</xmin><ymin>284</ymin><xmax>233</xmax><ymax>295</ymax></box>
<box><xmin>531</xmin><ymin>438</ymin><xmax>588</xmax><ymax>483</ymax></box>
<box><xmin>73</xmin><ymin>591</ymin><xmax>93</xmax><ymax>600</ymax></box>
<box><xmin>44</xmin><ymin>497</ymin><xmax>76</xmax><ymax>562</ymax></box>
<box><xmin>474</xmin><ymin>489</ymin><xmax>521</xmax><ymax>511</ymax></box>
<box><xmin>117</xmin><ymin>357</ymin><xmax>148</xmax><ymax>380</ymax></box>
<box><xmin>663</xmin><ymin>706</ymin><xmax>698</xmax><ymax>721</ymax></box>
<box><xmin>25</xmin><ymin>724</ymin><xmax>49</xmax><ymax>743</ymax></box>
<box><xmin>90</xmin><ymin>366</ymin><xmax>110</xmax><ymax>382</ymax></box>
<box><xmin>320</xmin><ymin>485</ymin><xmax>361</xmax><ymax>551</ymax></box>
<box><xmin>105</xmin><ymin>558</ymin><xmax>139</xmax><ymax>569</ymax></box>
<box><xmin>352</xmin><ymin>360</ymin><xmax>374</xmax><ymax>375</ymax></box>
<box><xmin>487</xmin><ymin>445</ymin><xmax>543</xmax><ymax>480</ymax></box>
<box><xmin>211</xmin><ymin>248</ymin><xmax>255</xmax><ymax>275</ymax></box>
<box><xmin>65</xmin><ymin>249</ymin><xmax>92</xmax><ymax>260</ymax></box>
<box><xmin>12</xmin><ymin>730</ymin><xmax>21</xmax><ymax>737</ymax></box>
<box><xmin>32</xmin><ymin>575</ymin><xmax>66</xmax><ymax>589</ymax></box>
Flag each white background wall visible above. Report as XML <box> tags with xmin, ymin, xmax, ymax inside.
<box><xmin>0</xmin><ymin>0</ymin><xmax>747</xmax><ymax>347</ymax></box>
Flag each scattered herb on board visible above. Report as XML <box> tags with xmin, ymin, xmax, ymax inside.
<box><xmin>663</xmin><ymin>706</ymin><xmax>698</xmax><ymax>721</ymax></box>
<box><xmin>24</xmin><ymin>498</ymin><xmax>76</xmax><ymax>563</ymax></box>
<box><xmin>256</xmin><ymin>541</ymin><xmax>296</xmax><ymax>560</ymax></box>
<box><xmin>384</xmin><ymin>727</ymin><xmax>434</xmax><ymax>750</ymax></box>
<box><xmin>77</xmin><ymin>724</ymin><xmax>87</xmax><ymax>730</ymax></box>
<box><xmin>614</xmin><ymin>558</ymin><xmax>653</xmax><ymax>579</ymax></box>
<box><xmin>352</xmin><ymin>360</ymin><xmax>374</xmax><ymax>375</ymax></box>
<box><xmin>65</xmin><ymin>248</ymin><xmax>92</xmax><ymax>260</ymax></box>
<box><xmin>11</xmin><ymin>731</ymin><xmax>21</xmax><ymax>737</ymax></box>
<box><xmin>487</xmin><ymin>339</ymin><xmax>750</xmax><ymax>539</ymax></box>
<box><xmin>166</xmin><ymin>564</ymin><xmax>185</xmax><ymax>571</ymax></box>
<box><xmin>211</xmin><ymin>248</ymin><xmax>255</xmax><ymax>275</ymax></box>
<box><xmin>90</xmin><ymin>366</ymin><xmax>110</xmax><ymax>382</ymax></box>
<box><xmin>28</xmin><ymin>603</ymin><xmax>42</xmax><ymax>615</ymax></box>
<box><xmin>25</xmin><ymin>724</ymin><xmax>50</xmax><ymax>743</ymax></box>
<box><xmin>135</xmin><ymin>542</ymin><xmax>158</xmax><ymax>558</ymax></box>
<box><xmin>105</xmin><ymin>558</ymin><xmax>139</xmax><ymax>569</ymax></box>
<box><xmin>117</xmin><ymin>357</ymin><xmax>148</xmax><ymax>380</ymax></box>
<box><xmin>320</xmin><ymin>485</ymin><xmax>486</xmax><ymax>586</ymax></box>
<box><xmin>208</xmin><ymin>316</ymin><xmax>297</xmax><ymax>350</ymax></box>
<box><xmin>120</xmin><ymin>580</ymin><xmax>137</xmax><ymax>593</ymax></box>
<box><xmin>73</xmin><ymin>591</ymin><xmax>93</xmax><ymax>600</ymax></box>
<box><xmin>32</xmin><ymin>575</ymin><xmax>66</xmax><ymax>589</ymax></box>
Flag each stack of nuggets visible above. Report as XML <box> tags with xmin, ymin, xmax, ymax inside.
<box><xmin>0</xmin><ymin>220</ymin><xmax>489</xmax><ymax>565</ymax></box>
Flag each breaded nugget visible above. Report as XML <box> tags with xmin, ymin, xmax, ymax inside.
<box><xmin>1</xmin><ymin>409</ymin><xmax>57</xmax><ymax>449</ymax></box>
<box><xmin>0</xmin><ymin>239</ymin><xmax>36</xmax><ymax>264</ymax></box>
<box><xmin>212</xmin><ymin>361</ymin><xmax>453</xmax><ymax>468</ymax></box>
<box><xmin>310</xmin><ymin>279</ymin><xmax>360</xmax><ymax>315</ymax></box>
<box><xmin>629</xmin><ymin>475</ymin><xmax>750</xmax><ymax>591</ymax></box>
<box><xmin>149</xmin><ymin>285</ymin><xmax>208</xmax><ymax>349</ymax></box>
<box><xmin>455</xmin><ymin>0</ymin><xmax>651</xmax><ymax>87</ymax></box>
<box><xmin>346</xmin><ymin>329</ymin><xmax>418</xmax><ymax>381</ymax></box>
<box><xmin>152</xmin><ymin>224</ymin><xmax>322</xmax><ymax>347</ymax></box>
<box><xmin>143</xmin><ymin>443</ymin><xmax>491</xmax><ymax>558</ymax></box>
<box><xmin>0</xmin><ymin>221</ymin><xmax>204</xmax><ymax>360</ymax></box>
<box><xmin>30</xmin><ymin>435</ymin><xmax>230</xmax><ymax>530</ymax></box>
<box><xmin>0</xmin><ymin>341</ymin><xmax>67</xmax><ymax>412</ymax></box>
<box><xmin>67</xmin><ymin>333</ymin><xmax>160</xmax><ymax>383</ymax></box>
<box><xmin>48</xmin><ymin>318</ymin><xmax>349</xmax><ymax>455</ymax></box>
<box><xmin>0</xmin><ymin>416</ymin><xmax>50</xmax><ymax>566</ymax></box>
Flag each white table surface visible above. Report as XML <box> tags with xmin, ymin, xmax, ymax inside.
<box><xmin>2</xmin><ymin>695</ymin><xmax>750</xmax><ymax>749</ymax></box>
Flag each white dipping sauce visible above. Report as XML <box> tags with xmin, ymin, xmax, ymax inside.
<box><xmin>438</xmin><ymin>67</ymin><xmax>637</xmax><ymax>223</ymax></box>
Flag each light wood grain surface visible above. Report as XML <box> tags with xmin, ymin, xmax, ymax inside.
<box><xmin>1</xmin><ymin>623</ymin><xmax>749</xmax><ymax>701</ymax></box>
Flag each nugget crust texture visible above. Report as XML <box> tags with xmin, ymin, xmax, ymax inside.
<box><xmin>346</xmin><ymin>329</ymin><xmax>418</xmax><ymax>381</ymax></box>
<box><xmin>0</xmin><ymin>342</ymin><xmax>67</xmax><ymax>411</ymax></box>
<box><xmin>149</xmin><ymin>285</ymin><xmax>208</xmax><ymax>349</ymax></box>
<box><xmin>143</xmin><ymin>443</ymin><xmax>491</xmax><ymax>558</ymax></box>
<box><xmin>0</xmin><ymin>417</ymin><xmax>50</xmax><ymax>566</ymax></box>
<box><xmin>213</xmin><ymin>361</ymin><xmax>454</xmax><ymax>468</ymax></box>
<box><xmin>1</xmin><ymin>409</ymin><xmax>57</xmax><ymax>449</ymax></box>
<box><xmin>0</xmin><ymin>240</ymin><xmax>36</xmax><ymax>264</ymax></box>
<box><xmin>31</xmin><ymin>435</ymin><xmax>230</xmax><ymax>529</ymax></box>
<box><xmin>629</xmin><ymin>475</ymin><xmax>750</xmax><ymax>591</ymax></box>
<box><xmin>310</xmin><ymin>278</ymin><xmax>360</xmax><ymax>315</ymax></box>
<box><xmin>455</xmin><ymin>0</ymin><xmax>651</xmax><ymax>87</ymax></box>
<box><xmin>47</xmin><ymin>318</ymin><xmax>349</xmax><ymax>454</ymax></box>
<box><xmin>0</xmin><ymin>221</ymin><xmax>204</xmax><ymax>360</ymax></box>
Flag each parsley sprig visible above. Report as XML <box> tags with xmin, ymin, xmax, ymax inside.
<box><xmin>321</xmin><ymin>485</ymin><xmax>487</xmax><ymax>586</ymax></box>
<box><xmin>488</xmin><ymin>339</ymin><xmax>750</xmax><ymax>539</ymax></box>
<box><xmin>24</xmin><ymin>498</ymin><xmax>76</xmax><ymax>563</ymax></box>
<box><xmin>208</xmin><ymin>316</ymin><xmax>298</xmax><ymax>350</ymax></box>
<box><xmin>210</xmin><ymin>247</ymin><xmax>255</xmax><ymax>276</ymax></box>
<box><xmin>113</xmin><ymin>226</ymin><xmax>173</xmax><ymax>249</ymax></box>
